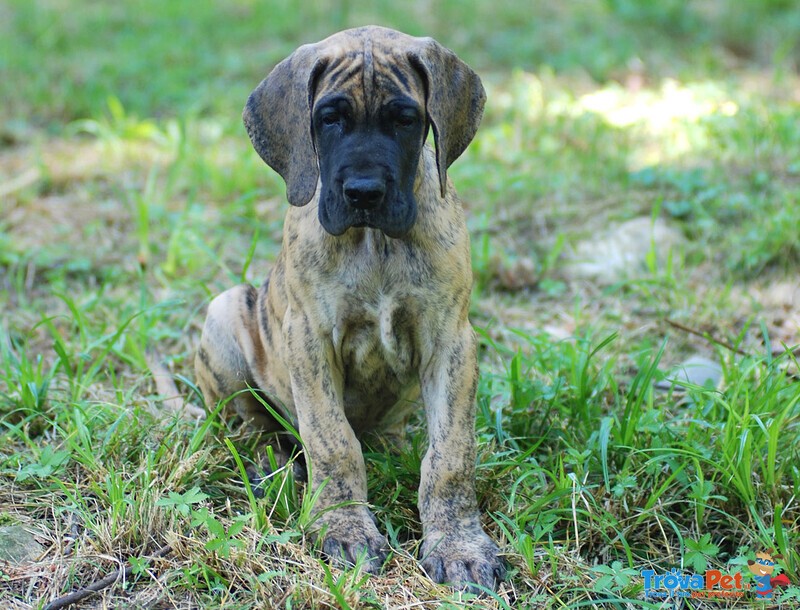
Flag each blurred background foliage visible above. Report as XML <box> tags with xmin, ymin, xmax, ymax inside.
<box><xmin>2</xmin><ymin>0</ymin><xmax>799</xmax><ymax>127</ymax></box>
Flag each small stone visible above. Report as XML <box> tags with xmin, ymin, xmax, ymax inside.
<box><xmin>0</xmin><ymin>525</ymin><xmax>44</xmax><ymax>563</ymax></box>
<box><xmin>657</xmin><ymin>355</ymin><xmax>723</xmax><ymax>390</ymax></box>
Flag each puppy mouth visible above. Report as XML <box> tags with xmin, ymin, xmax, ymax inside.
<box><xmin>318</xmin><ymin>186</ymin><xmax>416</xmax><ymax>238</ymax></box>
<box><xmin>328</xmin><ymin>214</ymin><xmax>413</xmax><ymax>239</ymax></box>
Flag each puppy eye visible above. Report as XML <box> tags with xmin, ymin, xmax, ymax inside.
<box><xmin>395</xmin><ymin>112</ymin><xmax>417</xmax><ymax>128</ymax></box>
<box><xmin>321</xmin><ymin>112</ymin><xmax>341</xmax><ymax>126</ymax></box>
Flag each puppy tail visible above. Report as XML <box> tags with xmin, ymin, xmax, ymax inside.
<box><xmin>145</xmin><ymin>350</ymin><xmax>206</xmax><ymax>421</ymax></box>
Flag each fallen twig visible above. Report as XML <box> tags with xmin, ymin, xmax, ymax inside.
<box><xmin>43</xmin><ymin>544</ymin><xmax>173</xmax><ymax>610</ymax></box>
<box><xmin>664</xmin><ymin>318</ymin><xmax>750</xmax><ymax>357</ymax></box>
<box><xmin>665</xmin><ymin>318</ymin><xmax>799</xmax><ymax>380</ymax></box>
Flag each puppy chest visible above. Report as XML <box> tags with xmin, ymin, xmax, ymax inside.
<box><xmin>335</xmin><ymin>295</ymin><xmax>420</xmax><ymax>393</ymax></box>
<box><xmin>331</xmin><ymin>299</ymin><xmax>421</xmax><ymax>432</ymax></box>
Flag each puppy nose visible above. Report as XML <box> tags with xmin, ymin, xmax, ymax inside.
<box><xmin>343</xmin><ymin>177</ymin><xmax>386</xmax><ymax>210</ymax></box>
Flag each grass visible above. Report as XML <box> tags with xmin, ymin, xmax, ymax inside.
<box><xmin>2</xmin><ymin>0</ymin><xmax>800</xmax><ymax>607</ymax></box>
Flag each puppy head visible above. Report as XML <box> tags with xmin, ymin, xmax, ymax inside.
<box><xmin>243</xmin><ymin>26</ymin><xmax>485</xmax><ymax>237</ymax></box>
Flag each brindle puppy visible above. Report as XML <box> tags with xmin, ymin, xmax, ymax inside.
<box><xmin>195</xmin><ymin>26</ymin><xmax>504</xmax><ymax>592</ymax></box>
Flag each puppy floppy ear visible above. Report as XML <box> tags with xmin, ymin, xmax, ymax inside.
<box><xmin>243</xmin><ymin>44</ymin><xmax>327</xmax><ymax>206</ymax></box>
<box><xmin>409</xmin><ymin>39</ymin><xmax>485</xmax><ymax>197</ymax></box>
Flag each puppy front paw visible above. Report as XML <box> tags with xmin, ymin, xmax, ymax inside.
<box><xmin>421</xmin><ymin>529</ymin><xmax>505</xmax><ymax>594</ymax></box>
<box><xmin>317</xmin><ymin>507</ymin><xmax>389</xmax><ymax>574</ymax></box>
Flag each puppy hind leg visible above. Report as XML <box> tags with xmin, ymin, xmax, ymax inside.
<box><xmin>246</xmin><ymin>433</ymin><xmax>307</xmax><ymax>498</ymax></box>
<box><xmin>195</xmin><ymin>284</ymin><xmax>277</xmax><ymax>431</ymax></box>
<box><xmin>196</xmin><ymin>284</ymin><xmax>307</xmax><ymax>491</ymax></box>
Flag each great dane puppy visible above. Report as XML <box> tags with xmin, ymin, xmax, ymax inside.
<box><xmin>195</xmin><ymin>25</ymin><xmax>504</xmax><ymax>592</ymax></box>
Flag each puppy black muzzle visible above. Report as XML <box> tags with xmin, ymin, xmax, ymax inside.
<box><xmin>318</xmin><ymin>143</ymin><xmax>417</xmax><ymax>238</ymax></box>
